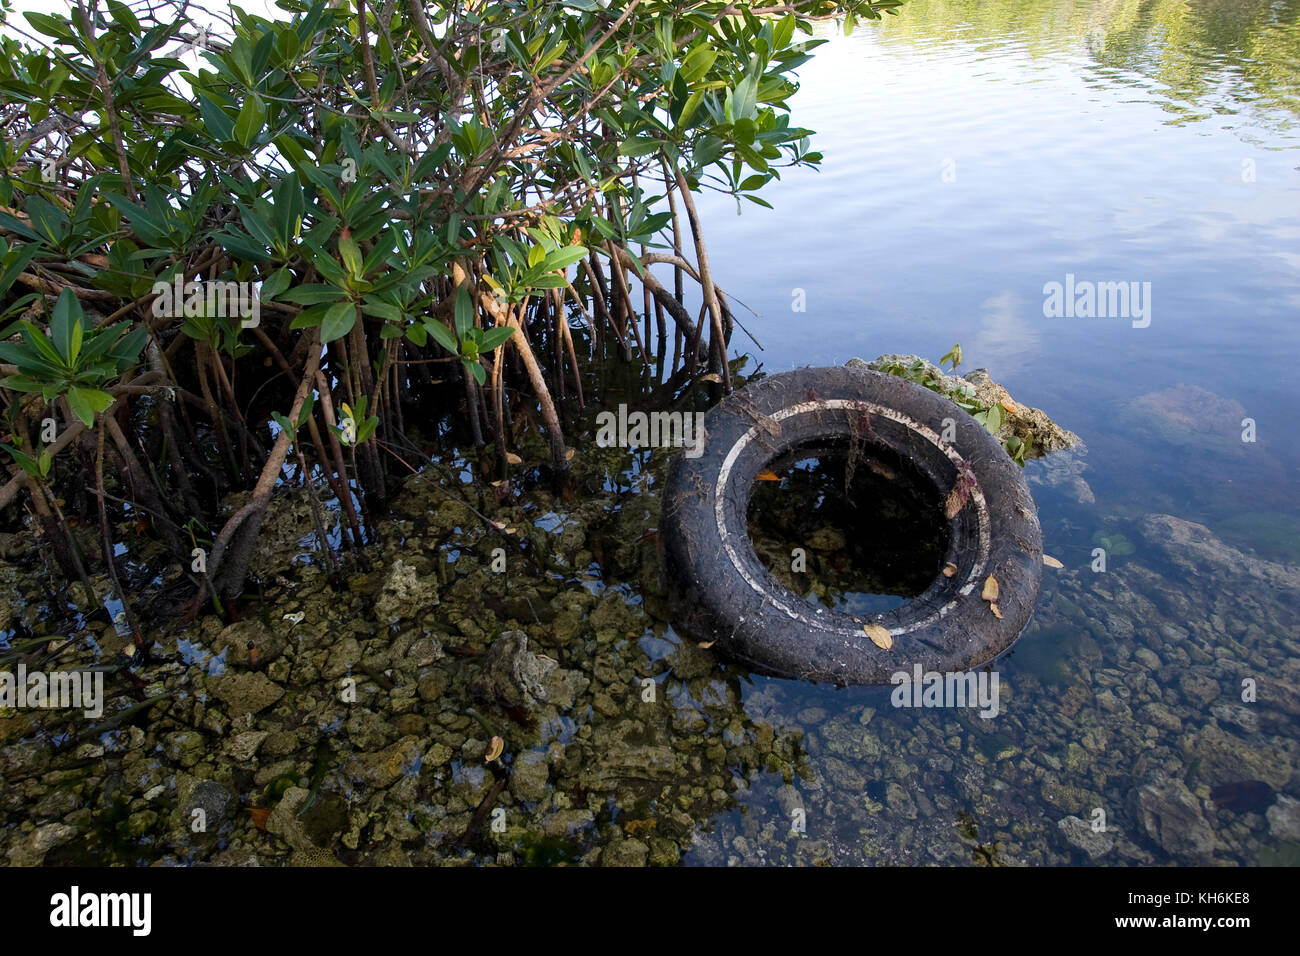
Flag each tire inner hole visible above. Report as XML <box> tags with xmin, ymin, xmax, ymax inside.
<box><xmin>746</xmin><ymin>440</ymin><xmax>950</xmax><ymax>616</ymax></box>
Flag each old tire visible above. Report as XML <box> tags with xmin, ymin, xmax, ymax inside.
<box><xmin>661</xmin><ymin>365</ymin><xmax>1043</xmax><ymax>685</ymax></box>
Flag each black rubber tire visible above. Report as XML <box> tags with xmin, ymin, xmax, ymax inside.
<box><xmin>661</xmin><ymin>365</ymin><xmax>1042</xmax><ymax>686</ymax></box>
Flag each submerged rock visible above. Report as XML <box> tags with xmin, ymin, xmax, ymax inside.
<box><xmin>471</xmin><ymin>630</ymin><xmax>588</xmax><ymax>710</ymax></box>
<box><xmin>1123</xmin><ymin>384</ymin><xmax>1246</xmax><ymax>447</ymax></box>
<box><xmin>1133</xmin><ymin>780</ymin><xmax>1215</xmax><ymax>860</ymax></box>
<box><xmin>5</xmin><ymin>823</ymin><xmax>78</xmax><ymax>866</ymax></box>
<box><xmin>375</xmin><ymin>558</ymin><xmax>439</xmax><ymax>624</ymax></box>
<box><xmin>1057</xmin><ymin>815</ymin><xmax>1114</xmax><ymax>860</ymax></box>
<box><xmin>212</xmin><ymin>672</ymin><xmax>285</xmax><ymax>717</ymax></box>
<box><xmin>1139</xmin><ymin>515</ymin><xmax>1300</xmax><ymax>590</ymax></box>
<box><xmin>1267</xmin><ymin>795</ymin><xmax>1300</xmax><ymax>841</ymax></box>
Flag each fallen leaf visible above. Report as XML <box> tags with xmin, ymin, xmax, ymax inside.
<box><xmin>247</xmin><ymin>807</ymin><xmax>271</xmax><ymax>830</ymax></box>
<box><xmin>504</xmin><ymin>527</ymin><xmax>516</xmax><ymax>535</ymax></box>
<box><xmin>697</xmin><ymin>372</ymin><xmax>723</xmax><ymax>384</ymax></box>
<box><xmin>1042</xmin><ymin>554</ymin><xmax>1064</xmax><ymax>569</ymax></box>
<box><xmin>485</xmin><ymin>736</ymin><xmax>504</xmax><ymax>762</ymax></box>
<box><xmin>981</xmin><ymin>574</ymin><xmax>999</xmax><ymax>602</ymax></box>
<box><xmin>697</xmin><ymin>640</ymin><xmax>715</xmax><ymax>649</ymax></box>
<box><xmin>942</xmin><ymin>562</ymin><xmax>958</xmax><ymax>577</ymax></box>
<box><xmin>1001</xmin><ymin>400</ymin><xmax>1017</xmax><ymax>413</ymax></box>
<box><xmin>863</xmin><ymin>623</ymin><xmax>893</xmax><ymax>650</ymax></box>
<box><xmin>755</xmin><ymin>469</ymin><xmax>780</xmax><ymax>481</ymax></box>
<box><xmin>565</xmin><ymin>448</ymin><xmax>575</xmax><ymax>460</ymax></box>
<box><xmin>990</xmin><ymin>603</ymin><xmax>1004</xmax><ymax>619</ymax></box>
<box><xmin>505</xmin><ymin>452</ymin><xmax>522</xmax><ymax>465</ymax></box>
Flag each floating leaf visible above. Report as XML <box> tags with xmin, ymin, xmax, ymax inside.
<box><xmin>1042</xmin><ymin>554</ymin><xmax>1064</xmax><ymax>569</ymax></box>
<box><xmin>755</xmin><ymin>469</ymin><xmax>780</xmax><ymax>481</ymax></box>
<box><xmin>990</xmin><ymin>603</ymin><xmax>1004</xmax><ymax>619</ymax></box>
<box><xmin>942</xmin><ymin>562</ymin><xmax>958</xmax><ymax>577</ymax></box>
<box><xmin>505</xmin><ymin>452</ymin><xmax>522</xmax><ymax>465</ymax></box>
<box><xmin>981</xmin><ymin>574</ymin><xmax>999</xmax><ymax>602</ymax></box>
<box><xmin>485</xmin><ymin>736</ymin><xmax>504</xmax><ymax>762</ymax></box>
<box><xmin>697</xmin><ymin>640</ymin><xmax>715</xmax><ymax>649</ymax></box>
<box><xmin>863</xmin><ymin>623</ymin><xmax>893</xmax><ymax>650</ymax></box>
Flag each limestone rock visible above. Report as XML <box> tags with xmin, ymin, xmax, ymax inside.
<box><xmin>212</xmin><ymin>672</ymin><xmax>285</xmax><ymax>717</ymax></box>
<box><xmin>1134</xmin><ymin>781</ymin><xmax>1215</xmax><ymax>859</ymax></box>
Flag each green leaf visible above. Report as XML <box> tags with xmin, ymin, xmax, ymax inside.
<box><xmin>621</xmin><ymin>137</ymin><xmax>663</xmax><ymax>158</ymax></box>
<box><xmin>453</xmin><ymin>286</ymin><xmax>474</xmax><ymax>339</ymax></box>
<box><xmin>260</xmin><ymin>268</ymin><xmax>292</xmax><ymax>302</ymax></box>
<box><xmin>320</xmin><ymin>300</ymin><xmax>356</xmax><ymax>344</ymax></box>
<box><xmin>542</xmin><ymin>245</ymin><xmax>589</xmax><ymax>272</ymax></box>
<box><xmin>361</xmin><ymin>298</ymin><xmax>402</xmax><ymax>322</ymax></box>
<box><xmin>1</xmin><ymin>443</ymin><xmax>39</xmax><ymax>478</ymax></box>
<box><xmin>234</xmin><ymin>94</ymin><xmax>267</xmax><ymax>149</ymax></box>
<box><xmin>296</xmin><ymin>393</ymin><xmax>315</xmax><ymax>428</ymax></box>
<box><xmin>271</xmin><ymin>411</ymin><xmax>295</xmax><ymax>439</ymax></box>
<box><xmin>338</xmin><ymin>235</ymin><xmax>363</xmax><ymax>277</ymax></box>
<box><xmin>424</xmin><ymin>320</ymin><xmax>458</xmax><ymax>355</ymax></box>
<box><xmin>197</xmin><ymin>94</ymin><xmax>236</xmax><ymax>144</ymax></box>
<box><xmin>282</xmin><ymin>284</ymin><xmax>345</xmax><ymax>305</ymax></box>
<box><xmin>468</xmin><ymin>360</ymin><xmax>486</xmax><ymax>385</ymax></box>
<box><xmin>50</xmin><ymin>288</ymin><xmax>81</xmax><ymax>365</ymax></box>
<box><xmin>478</xmin><ymin>326</ymin><xmax>515</xmax><ymax>352</ymax></box>
<box><xmin>66</xmin><ymin>386</ymin><xmax>113</xmax><ymax>427</ymax></box>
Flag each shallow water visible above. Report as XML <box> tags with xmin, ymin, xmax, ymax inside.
<box><xmin>674</xmin><ymin>0</ymin><xmax>1300</xmax><ymax>864</ymax></box>
<box><xmin>2</xmin><ymin>0</ymin><xmax>1298</xmax><ymax>867</ymax></box>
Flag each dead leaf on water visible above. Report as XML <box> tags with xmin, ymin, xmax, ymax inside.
<box><xmin>505</xmin><ymin>452</ymin><xmax>522</xmax><ymax>465</ymax></box>
<box><xmin>697</xmin><ymin>640</ymin><xmax>715</xmax><ymax>649</ymax></box>
<box><xmin>756</xmin><ymin>469</ymin><xmax>780</xmax><ymax>481</ymax></box>
<box><xmin>981</xmin><ymin>574</ymin><xmax>999</xmax><ymax>602</ymax></box>
<box><xmin>863</xmin><ymin>623</ymin><xmax>893</xmax><ymax>650</ymax></box>
<box><xmin>1042</xmin><ymin>554</ymin><xmax>1064</xmax><ymax>569</ymax></box>
<box><xmin>942</xmin><ymin>562</ymin><xmax>958</xmax><ymax>577</ymax></box>
<box><xmin>485</xmin><ymin>736</ymin><xmax>504</xmax><ymax>762</ymax></box>
<box><xmin>990</xmin><ymin>603</ymin><xmax>1004</xmax><ymax>619</ymax></box>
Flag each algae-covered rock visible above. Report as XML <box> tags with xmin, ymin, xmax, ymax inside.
<box><xmin>1057</xmin><ymin>815</ymin><xmax>1114</xmax><ymax>860</ymax></box>
<box><xmin>5</xmin><ymin>822</ymin><xmax>78</xmax><ymax>866</ymax></box>
<box><xmin>854</xmin><ymin>354</ymin><xmax>1081</xmax><ymax>454</ymax></box>
<box><xmin>344</xmin><ymin>736</ymin><xmax>423</xmax><ymax>790</ymax></box>
<box><xmin>471</xmin><ymin>630</ymin><xmax>588</xmax><ymax>710</ymax></box>
<box><xmin>1122</xmin><ymin>384</ymin><xmax>1246</xmax><ymax>448</ymax></box>
<box><xmin>375</xmin><ymin>558</ymin><xmax>439</xmax><ymax>624</ymax></box>
<box><xmin>1134</xmin><ymin>780</ymin><xmax>1215</xmax><ymax>859</ymax></box>
<box><xmin>212</xmin><ymin>672</ymin><xmax>285</xmax><ymax>717</ymax></box>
